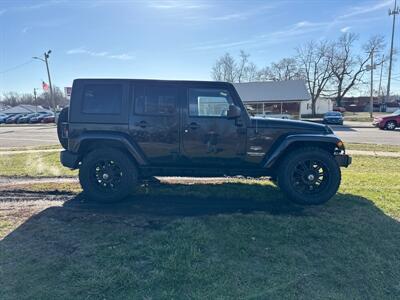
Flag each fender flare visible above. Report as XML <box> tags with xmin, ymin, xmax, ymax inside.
<box><xmin>263</xmin><ymin>134</ymin><xmax>342</xmax><ymax>168</ymax></box>
<box><xmin>71</xmin><ymin>132</ymin><xmax>147</xmax><ymax>165</ymax></box>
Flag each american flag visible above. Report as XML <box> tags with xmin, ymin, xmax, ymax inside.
<box><xmin>42</xmin><ymin>81</ymin><xmax>49</xmax><ymax>91</ymax></box>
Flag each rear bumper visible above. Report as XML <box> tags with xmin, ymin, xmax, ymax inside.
<box><xmin>60</xmin><ymin>150</ymin><xmax>79</xmax><ymax>169</ymax></box>
<box><xmin>335</xmin><ymin>154</ymin><xmax>352</xmax><ymax>167</ymax></box>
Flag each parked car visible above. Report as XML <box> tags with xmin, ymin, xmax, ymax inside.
<box><xmin>323</xmin><ymin>111</ymin><xmax>344</xmax><ymax>125</ymax></box>
<box><xmin>41</xmin><ymin>114</ymin><xmax>55</xmax><ymax>123</ymax></box>
<box><xmin>58</xmin><ymin>78</ymin><xmax>352</xmax><ymax>205</ymax></box>
<box><xmin>373</xmin><ymin>109</ymin><xmax>400</xmax><ymax>130</ymax></box>
<box><xmin>29</xmin><ymin>112</ymin><xmax>53</xmax><ymax>123</ymax></box>
<box><xmin>5</xmin><ymin>114</ymin><xmax>24</xmax><ymax>124</ymax></box>
<box><xmin>333</xmin><ymin>106</ymin><xmax>346</xmax><ymax>113</ymax></box>
<box><xmin>17</xmin><ymin>113</ymin><xmax>42</xmax><ymax>124</ymax></box>
<box><xmin>0</xmin><ymin>113</ymin><xmax>9</xmax><ymax>124</ymax></box>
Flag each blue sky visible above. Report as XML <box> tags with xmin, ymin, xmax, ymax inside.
<box><xmin>0</xmin><ymin>0</ymin><xmax>399</xmax><ymax>95</ymax></box>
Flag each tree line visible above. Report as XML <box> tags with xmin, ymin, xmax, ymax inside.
<box><xmin>211</xmin><ymin>33</ymin><xmax>389</xmax><ymax>115</ymax></box>
<box><xmin>1</xmin><ymin>86</ymin><xmax>69</xmax><ymax>109</ymax></box>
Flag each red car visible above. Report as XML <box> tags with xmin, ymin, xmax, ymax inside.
<box><xmin>373</xmin><ymin>109</ymin><xmax>400</xmax><ymax>130</ymax></box>
<box><xmin>41</xmin><ymin>115</ymin><xmax>55</xmax><ymax>123</ymax></box>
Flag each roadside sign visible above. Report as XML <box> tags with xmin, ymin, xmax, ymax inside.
<box><xmin>64</xmin><ymin>87</ymin><xmax>72</xmax><ymax>98</ymax></box>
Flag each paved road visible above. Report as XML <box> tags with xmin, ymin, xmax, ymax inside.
<box><xmin>0</xmin><ymin>125</ymin><xmax>58</xmax><ymax>148</ymax></box>
<box><xmin>332</xmin><ymin>126</ymin><xmax>400</xmax><ymax>145</ymax></box>
<box><xmin>0</xmin><ymin>124</ymin><xmax>399</xmax><ymax>148</ymax></box>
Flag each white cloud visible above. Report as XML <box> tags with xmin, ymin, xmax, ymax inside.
<box><xmin>338</xmin><ymin>0</ymin><xmax>392</xmax><ymax>19</ymax></box>
<box><xmin>66</xmin><ymin>48</ymin><xmax>134</xmax><ymax>60</ymax></box>
<box><xmin>147</xmin><ymin>0</ymin><xmax>207</xmax><ymax>10</ymax></box>
<box><xmin>191</xmin><ymin>20</ymin><xmax>329</xmax><ymax>51</ymax></box>
<box><xmin>340</xmin><ymin>26</ymin><xmax>351</xmax><ymax>33</ymax></box>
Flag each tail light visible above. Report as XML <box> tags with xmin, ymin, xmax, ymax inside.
<box><xmin>61</xmin><ymin>122</ymin><xmax>69</xmax><ymax>138</ymax></box>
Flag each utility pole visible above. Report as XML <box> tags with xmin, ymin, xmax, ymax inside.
<box><xmin>33</xmin><ymin>50</ymin><xmax>55</xmax><ymax>113</ymax></box>
<box><xmin>378</xmin><ymin>55</ymin><xmax>384</xmax><ymax>99</ymax></box>
<box><xmin>368</xmin><ymin>51</ymin><xmax>375</xmax><ymax>118</ymax></box>
<box><xmin>386</xmin><ymin>0</ymin><xmax>399</xmax><ymax>112</ymax></box>
<box><xmin>33</xmin><ymin>88</ymin><xmax>37</xmax><ymax>113</ymax></box>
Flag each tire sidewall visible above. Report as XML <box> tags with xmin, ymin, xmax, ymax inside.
<box><xmin>79</xmin><ymin>148</ymin><xmax>138</xmax><ymax>203</ymax></box>
<box><xmin>278</xmin><ymin>148</ymin><xmax>341</xmax><ymax>205</ymax></box>
<box><xmin>385</xmin><ymin>121</ymin><xmax>396</xmax><ymax>130</ymax></box>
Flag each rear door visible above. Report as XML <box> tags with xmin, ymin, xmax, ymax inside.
<box><xmin>180</xmin><ymin>86</ymin><xmax>247</xmax><ymax>167</ymax></box>
<box><xmin>129</xmin><ymin>82</ymin><xmax>181</xmax><ymax>165</ymax></box>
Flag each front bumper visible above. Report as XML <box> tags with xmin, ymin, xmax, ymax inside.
<box><xmin>335</xmin><ymin>154</ymin><xmax>352</xmax><ymax>167</ymax></box>
<box><xmin>60</xmin><ymin>150</ymin><xmax>79</xmax><ymax>169</ymax></box>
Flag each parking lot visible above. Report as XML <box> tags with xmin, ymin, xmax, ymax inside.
<box><xmin>0</xmin><ymin>125</ymin><xmax>58</xmax><ymax>148</ymax></box>
<box><xmin>0</xmin><ymin>124</ymin><xmax>398</xmax><ymax>148</ymax></box>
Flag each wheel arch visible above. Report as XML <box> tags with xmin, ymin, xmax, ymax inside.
<box><xmin>73</xmin><ymin>133</ymin><xmax>147</xmax><ymax>166</ymax></box>
<box><xmin>263</xmin><ymin>134</ymin><xmax>342</xmax><ymax>170</ymax></box>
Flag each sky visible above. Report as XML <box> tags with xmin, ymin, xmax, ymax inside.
<box><xmin>0</xmin><ymin>0</ymin><xmax>399</xmax><ymax>95</ymax></box>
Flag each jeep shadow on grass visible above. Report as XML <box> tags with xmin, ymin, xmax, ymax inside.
<box><xmin>58</xmin><ymin>79</ymin><xmax>351</xmax><ymax>205</ymax></box>
<box><xmin>1</xmin><ymin>181</ymin><xmax>400</xmax><ymax>299</ymax></box>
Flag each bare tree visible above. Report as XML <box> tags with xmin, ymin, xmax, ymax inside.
<box><xmin>211</xmin><ymin>51</ymin><xmax>258</xmax><ymax>83</ymax></box>
<box><xmin>260</xmin><ymin>58</ymin><xmax>303</xmax><ymax>81</ymax></box>
<box><xmin>236</xmin><ymin>50</ymin><xmax>249</xmax><ymax>83</ymax></box>
<box><xmin>328</xmin><ymin>33</ymin><xmax>385</xmax><ymax>107</ymax></box>
<box><xmin>1</xmin><ymin>86</ymin><xmax>69</xmax><ymax>108</ymax></box>
<box><xmin>296</xmin><ymin>40</ymin><xmax>334</xmax><ymax>116</ymax></box>
<box><xmin>211</xmin><ymin>53</ymin><xmax>237</xmax><ymax>82</ymax></box>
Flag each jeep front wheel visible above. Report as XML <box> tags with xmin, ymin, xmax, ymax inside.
<box><xmin>277</xmin><ymin>147</ymin><xmax>341</xmax><ymax>205</ymax></box>
<box><xmin>79</xmin><ymin>148</ymin><xmax>138</xmax><ymax>202</ymax></box>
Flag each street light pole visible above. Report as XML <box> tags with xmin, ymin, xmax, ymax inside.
<box><xmin>386</xmin><ymin>0</ymin><xmax>399</xmax><ymax>112</ymax></box>
<box><xmin>33</xmin><ymin>50</ymin><xmax>55</xmax><ymax>113</ymax></box>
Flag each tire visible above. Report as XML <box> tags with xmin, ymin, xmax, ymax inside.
<box><xmin>385</xmin><ymin>120</ymin><xmax>397</xmax><ymax>130</ymax></box>
<box><xmin>57</xmin><ymin>107</ymin><xmax>69</xmax><ymax>149</ymax></box>
<box><xmin>79</xmin><ymin>148</ymin><xmax>138</xmax><ymax>203</ymax></box>
<box><xmin>277</xmin><ymin>147</ymin><xmax>341</xmax><ymax>205</ymax></box>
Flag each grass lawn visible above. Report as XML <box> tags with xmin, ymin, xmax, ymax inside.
<box><xmin>1</xmin><ymin>153</ymin><xmax>400</xmax><ymax>298</ymax></box>
<box><xmin>346</xmin><ymin>143</ymin><xmax>400</xmax><ymax>153</ymax></box>
<box><xmin>343</xmin><ymin>112</ymin><xmax>387</xmax><ymax>122</ymax></box>
<box><xmin>0</xmin><ymin>151</ymin><xmax>76</xmax><ymax>177</ymax></box>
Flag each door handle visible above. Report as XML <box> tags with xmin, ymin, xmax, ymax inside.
<box><xmin>188</xmin><ymin>122</ymin><xmax>200</xmax><ymax>130</ymax></box>
<box><xmin>135</xmin><ymin>120</ymin><xmax>148</xmax><ymax>128</ymax></box>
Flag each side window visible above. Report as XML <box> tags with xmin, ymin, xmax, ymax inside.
<box><xmin>135</xmin><ymin>85</ymin><xmax>178</xmax><ymax>115</ymax></box>
<box><xmin>82</xmin><ymin>84</ymin><xmax>122</xmax><ymax>114</ymax></box>
<box><xmin>189</xmin><ymin>88</ymin><xmax>232</xmax><ymax>117</ymax></box>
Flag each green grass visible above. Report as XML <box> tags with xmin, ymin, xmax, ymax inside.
<box><xmin>343</xmin><ymin>112</ymin><xmax>389</xmax><ymax>122</ymax></box>
<box><xmin>1</xmin><ymin>155</ymin><xmax>400</xmax><ymax>299</ymax></box>
<box><xmin>0</xmin><ymin>144</ymin><xmax>60</xmax><ymax>152</ymax></box>
<box><xmin>0</xmin><ymin>151</ymin><xmax>76</xmax><ymax>177</ymax></box>
<box><xmin>346</xmin><ymin>143</ymin><xmax>400</xmax><ymax>153</ymax></box>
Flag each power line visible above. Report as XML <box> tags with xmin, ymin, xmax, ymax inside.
<box><xmin>0</xmin><ymin>59</ymin><xmax>35</xmax><ymax>74</ymax></box>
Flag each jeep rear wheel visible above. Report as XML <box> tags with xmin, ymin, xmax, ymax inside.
<box><xmin>277</xmin><ymin>147</ymin><xmax>341</xmax><ymax>205</ymax></box>
<box><xmin>385</xmin><ymin>120</ymin><xmax>397</xmax><ymax>130</ymax></box>
<box><xmin>79</xmin><ymin>148</ymin><xmax>138</xmax><ymax>202</ymax></box>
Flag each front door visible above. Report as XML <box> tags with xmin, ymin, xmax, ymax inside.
<box><xmin>129</xmin><ymin>83</ymin><xmax>181</xmax><ymax>165</ymax></box>
<box><xmin>181</xmin><ymin>87</ymin><xmax>246</xmax><ymax>166</ymax></box>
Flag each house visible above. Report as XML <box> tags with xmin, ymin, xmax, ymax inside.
<box><xmin>233</xmin><ymin>80</ymin><xmax>310</xmax><ymax>119</ymax></box>
<box><xmin>301</xmin><ymin>97</ymin><xmax>333</xmax><ymax>116</ymax></box>
<box><xmin>1</xmin><ymin>104</ymin><xmax>51</xmax><ymax>115</ymax></box>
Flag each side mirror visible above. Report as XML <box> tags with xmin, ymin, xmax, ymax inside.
<box><xmin>227</xmin><ymin>105</ymin><xmax>241</xmax><ymax>119</ymax></box>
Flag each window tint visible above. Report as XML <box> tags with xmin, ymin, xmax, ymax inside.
<box><xmin>189</xmin><ymin>88</ymin><xmax>232</xmax><ymax>117</ymax></box>
<box><xmin>82</xmin><ymin>84</ymin><xmax>122</xmax><ymax>114</ymax></box>
<box><xmin>135</xmin><ymin>85</ymin><xmax>178</xmax><ymax>115</ymax></box>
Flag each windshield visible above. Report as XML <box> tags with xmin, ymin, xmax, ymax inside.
<box><xmin>325</xmin><ymin>112</ymin><xmax>342</xmax><ymax>116</ymax></box>
<box><xmin>391</xmin><ymin>109</ymin><xmax>400</xmax><ymax>116</ymax></box>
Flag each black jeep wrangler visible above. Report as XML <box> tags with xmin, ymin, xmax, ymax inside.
<box><xmin>58</xmin><ymin>79</ymin><xmax>351</xmax><ymax>205</ymax></box>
